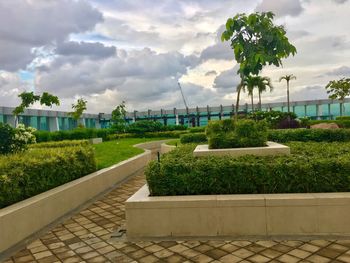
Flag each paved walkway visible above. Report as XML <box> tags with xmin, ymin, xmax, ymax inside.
<box><xmin>4</xmin><ymin>173</ymin><xmax>350</xmax><ymax>263</ymax></box>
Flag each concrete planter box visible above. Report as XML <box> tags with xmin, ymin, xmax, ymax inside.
<box><xmin>0</xmin><ymin>140</ymin><xmax>166</xmax><ymax>255</ymax></box>
<box><xmin>126</xmin><ymin>185</ymin><xmax>350</xmax><ymax>239</ymax></box>
<box><xmin>193</xmin><ymin>141</ymin><xmax>290</xmax><ymax>157</ymax></box>
<box><xmin>89</xmin><ymin>137</ymin><xmax>103</xmax><ymax>144</ymax></box>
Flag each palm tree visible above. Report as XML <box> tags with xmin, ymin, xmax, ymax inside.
<box><xmin>256</xmin><ymin>76</ymin><xmax>273</xmax><ymax>110</ymax></box>
<box><xmin>279</xmin><ymin>74</ymin><xmax>296</xmax><ymax>113</ymax></box>
<box><xmin>242</xmin><ymin>75</ymin><xmax>257</xmax><ymax>112</ymax></box>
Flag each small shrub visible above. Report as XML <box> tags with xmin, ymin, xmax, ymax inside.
<box><xmin>180</xmin><ymin>133</ymin><xmax>207</xmax><ymax>144</ymax></box>
<box><xmin>308</xmin><ymin>119</ymin><xmax>350</xmax><ymax>128</ymax></box>
<box><xmin>126</xmin><ymin>120</ymin><xmax>164</xmax><ymax>134</ymax></box>
<box><xmin>206</xmin><ymin>119</ymin><xmax>267</xmax><ymax>149</ymax></box>
<box><xmin>336</xmin><ymin>116</ymin><xmax>350</xmax><ymax>121</ymax></box>
<box><xmin>34</xmin><ymin>128</ymin><xmax>114</xmax><ymax>142</ymax></box>
<box><xmin>145</xmin><ymin>142</ymin><xmax>350</xmax><ymax>196</ymax></box>
<box><xmin>30</xmin><ymin>140</ymin><xmax>89</xmax><ymax>149</ymax></box>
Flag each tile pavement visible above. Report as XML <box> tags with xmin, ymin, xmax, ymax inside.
<box><xmin>4</xmin><ymin>173</ymin><xmax>350</xmax><ymax>263</ymax></box>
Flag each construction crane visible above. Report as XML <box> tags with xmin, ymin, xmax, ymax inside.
<box><xmin>177</xmin><ymin>82</ymin><xmax>188</xmax><ymax>109</ymax></box>
<box><xmin>177</xmin><ymin>82</ymin><xmax>190</xmax><ymax>126</ymax></box>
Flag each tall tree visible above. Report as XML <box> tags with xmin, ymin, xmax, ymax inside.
<box><xmin>13</xmin><ymin>91</ymin><xmax>60</xmax><ymax>117</ymax></box>
<box><xmin>256</xmin><ymin>76</ymin><xmax>273</xmax><ymax>110</ymax></box>
<box><xmin>69</xmin><ymin>98</ymin><xmax>87</xmax><ymax>122</ymax></box>
<box><xmin>325</xmin><ymin>78</ymin><xmax>350</xmax><ymax>115</ymax></box>
<box><xmin>221</xmin><ymin>12</ymin><xmax>296</xmax><ymax>119</ymax></box>
<box><xmin>279</xmin><ymin>74</ymin><xmax>296</xmax><ymax>113</ymax></box>
<box><xmin>111</xmin><ymin>101</ymin><xmax>127</xmax><ymax>132</ymax></box>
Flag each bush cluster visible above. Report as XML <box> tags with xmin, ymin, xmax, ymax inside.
<box><xmin>146</xmin><ymin>142</ymin><xmax>350</xmax><ymax>196</ymax></box>
<box><xmin>336</xmin><ymin>116</ymin><xmax>350</xmax><ymax>121</ymax></box>
<box><xmin>206</xmin><ymin>119</ymin><xmax>268</xmax><ymax>149</ymax></box>
<box><xmin>180</xmin><ymin>133</ymin><xmax>207</xmax><ymax>144</ymax></box>
<box><xmin>188</xmin><ymin>126</ymin><xmax>206</xmax><ymax>133</ymax></box>
<box><xmin>0</xmin><ymin>144</ymin><xmax>96</xmax><ymax>208</ymax></box>
<box><xmin>268</xmin><ymin>128</ymin><xmax>350</xmax><ymax>142</ymax></box>
<box><xmin>248</xmin><ymin>110</ymin><xmax>299</xmax><ymax>129</ymax></box>
<box><xmin>0</xmin><ymin>123</ymin><xmax>36</xmax><ymax>154</ymax></box>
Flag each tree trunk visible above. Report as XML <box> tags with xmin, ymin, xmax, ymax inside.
<box><xmin>258</xmin><ymin>91</ymin><xmax>262</xmax><ymax>110</ymax></box>
<box><xmin>287</xmin><ymin>80</ymin><xmax>290</xmax><ymax>113</ymax></box>
<box><xmin>251</xmin><ymin>92</ymin><xmax>254</xmax><ymax>112</ymax></box>
<box><xmin>234</xmin><ymin>81</ymin><xmax>243</xmax><ymax>120</ymax></box>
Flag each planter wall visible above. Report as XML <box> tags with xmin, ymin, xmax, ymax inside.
<box><xmin>0</xmin><ymin>140</ymin><xmax>166</xmax><ymax>255</ymax></box>
<box><xmin>126</xmin><ymin>185</ymin><xmax>350</xmax><ymax>239</ymax></box>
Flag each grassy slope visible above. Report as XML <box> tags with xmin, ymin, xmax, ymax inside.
<box><xmin>93</xmin><ymin>138</ymin><xmax>169</xmax><ymax>169</ymax></box>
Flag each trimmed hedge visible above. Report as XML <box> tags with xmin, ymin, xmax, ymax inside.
<box><xmin>35</xmin><ymin>128</ymin><xmax>114</xmax><ymax>142</ymax></box>
<box><xmin>30</xmin><ymin>140</ymin><xmax>89</xmax><ymax>149</ymax></box>
<box><xmin>207</xmin><ymin>119</ymin><xmax>268</xmax><ymax>149</ymax></box>
<box><xmin>146</xmin><ymin>142</ymin><xmax>350</xmax><ymax>196</ymax></box>
<box><xmin>268</xmin><ymin>128</ymin><xmax>350</xmax><ymax>142</ymax></box>
<box><xmin>336</xmin><ymin>116</ymin><xmax>350</xmax><ymax>121</ymax></box>
<box><xmin>180</xmin><ymin>133</ymin><xmax>207</xmax><ymax>144</ymax></box>
<box><xmin>189</xmin><ymin>126</ymin><xmax>206</xmax><ymax>133</ymax></box>
<box><xmin>0</xmin><ymin>145</ymin><xmax>96</xmax><ymax>208</ymax></box>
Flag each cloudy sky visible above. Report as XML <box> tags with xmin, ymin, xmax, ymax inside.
<box><xmin>0</xmin><ymin>0</ymin><xmax>350</xmax><ymax>113</ymax></box>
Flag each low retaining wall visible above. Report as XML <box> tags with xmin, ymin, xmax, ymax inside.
<box><xmin>0</xmin><ymin>140</ymin><xmax>165</xmax><ymax>255</ymax></box>
<box><xmin>126</xmin><ymin>185</ymin><xmax>350</xmax><ymax>239</ymax></box>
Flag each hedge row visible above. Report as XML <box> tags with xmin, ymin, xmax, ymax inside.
<box><xmin>0</xmin><ymin>145</ymin><xmax>96</xmax><ymax>208</ymax></box>
<box><xmin>180</xmin><ymin>133</ymin><xmax>207</xmax><ymax>144</ymax></box>
<box><xmin>146</xmin><ymin>142</ymin><xmax>350</xmax><ymax>196</ymax></box>
<box><xmin>268</xmin><ymin>128</ymin><xmax>350</xmax><ymax>142</ymax></box>
<box><xmin>35</xmin><ymin>128</ymin><xmax>113</xmax><ymax>142</ymax></box>
<box><xmin>30</xmin><ymin>140</ymin><xmax>89</xmax><ymax>149</ymax></box>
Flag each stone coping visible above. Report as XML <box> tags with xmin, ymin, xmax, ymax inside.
<box><xmin>126</xmin><ymin>185</ymin><xmax>350</xmax><ymax>238</ymax></box>
<box><xmin>160</xmin><ymin>142</ymin><xmax>176</xmax><ymax>154</ymax></box>
<box><xmin>0</xmin><ymin>140</ymin><xmax>166</xmax><ymax>254</ymax></box>
<box><xmin>193</xmin><ymin>141</ymin><xmax>290</xmax><ymax>157</ymax></box>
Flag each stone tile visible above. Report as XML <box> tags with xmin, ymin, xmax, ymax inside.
<box><xmin>299</xmin><ymin>243</ymin><xmax>321</xmax><ymax>253</ymax></box>
<box><xmin>307</xmin><ymin>254</ymin><xmax>332</xmax><ymax>263</ymax></box>
<box><xmin>255</xmin><ymin>240</ymin><xmax>277</xmax><ymax>248</ymax></box>
<box><xmin>246</xmin><ymin>243</ymin><xmax>266</xmax><ymax>253</ymax></box>
<box><xmin>204</xmin><ymin>248</ymin><xmax>228</xmax><ymax>259</ymax></box>
<box><xmin>138</xmin><ymin>254</ymin><xmax>159</xmax><ymax>263</ymax></box>
<box><xmin>33</xmin><ymin>251</ymin><xmax>53</xmax><ymax>260</ymax></box>
<box><xmin>219</xmin><ymin>254</ymin><xmax>242</xmax><ymax>263</ymax></box>
<box><xmin>232</xmin><ymin>248</ymin><xmax>254</xmax><ymax>259</ymax></box>
<box><xmin>193</xmin><ymin>244</ymin><xmax>213</xmax><ymax>253</ymax></box>
<box><xmin>270</xmin><ymin>244</ymin><xmax>294</xmax><ymax>253</ymax></box>
<box><xmin>144</xmin><ymin>244</ymin><xmax>164</xmax><ymax>253</ymax></box>
<box><xmin>168</xmin><ymin>244</ymin><xmax>188</xmax><ymax>253</ymax></box>
<box><xmin>260</xmin><ymin>248</ymin><xmax>283</xmax><ymax>259</ymax></box>
<box><xmin>191</xmin><ymin>253</ymin><xmax>213</xmax><ymax>263</ymax></box>
<box><xmin>288</xmin><ymin>248</ymin><xmax>311</xmax><ymax>259</ymax></box>
<box><xmin>337</xmin><ymin>252</ymin><xmax>350</xmax><ymax>262</ymax></box>
<box><xmin>277</xmin><ymin>254</ymin><xmax>300</xmax><ymax>263</ymax></box>
<box><xmin>13</xmin><ymin>254</ymin><xmax>35</xmax><ymax>263</ymax></box>
<box><xmin>247</xmin><ymin>254</ymin><xmax>271</xmax><ymax>263</ymax></box>
<box><xmin>317</xmin><ymin>247</ymin><xmax>343</xmax><ymax>259</ymax></box>
<box><xmin>220</xmin><ymin>243</ymin><xmax>239</xmax><ymax>253</ymax></box>
<box><xmin>153</xmin><ymin>248</ymin><xmax>174</xmax><ymax>258</ymax></box>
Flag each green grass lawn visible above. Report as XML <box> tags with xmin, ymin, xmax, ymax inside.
<box><xmin>93</xmin><ymin>138</ymin><xmax>170</xmax><ymax>169</ymax></box>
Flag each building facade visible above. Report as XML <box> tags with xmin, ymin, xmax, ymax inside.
<box><xmin>1</xmin><ymin>98</ymin><xmax>350</xmax><ymax>131</ymax></box>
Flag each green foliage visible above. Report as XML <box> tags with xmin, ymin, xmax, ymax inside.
<box><xmin>298</xmin><ymin>117</ymin><xmax>310</xmax><ymax>128</ymax></box>
<box><xmin>248</xmin><ymin>110</ymin><xmax>297</xmax><ymax>128</ymax></box>
<box><xmin>0</xmin><ymin>145</ymin><xmax>96</xmax><ymax>208</ymax></box>
<box><xmin>221</xmin><ymin>12</ymin><xmax>296</xmax><ymax>76</ymax></box>
<box><xmin>326</xmin><ymin>78</ymin><xmax>350</xmax><ymax>101</ymax></box>
<box><xmin>189</xmin><ymin>126</ymin><xmax>206</xmax><ymax>133</ymax></box>
<box><xmin>336</xmin><ymin>116</ymin><xmax>350</xmax><ymax>121</ymax></box>
<box><xmin>268</xmin><ymin>128</ymin><xmax>350</xmax><ymax>142</ymax></box>
<box><xmin>34</xmin><ymin>128</ymin><xmax>114</xmax><ymax>142</ymax></box>
<box><xmin>30</xmin><ymin>140</ymin><xmax>89</xmax><ymax>149</ymax></box>
<box><xmin>111</xmin><ymin>101</ymin><xmax>127</xmax><ymax>132</ymax></box>
<box><xmin>145</xmin><ymin>142</ymin><xmax>350</xmax><ymax>196</ymax></box>
<box><xmin>127</xmin><ymin>120</ymin><xmax>163</xmax><ymax>134</ymax></box>
<box><xmin>69</xmin><ymin>98</ymin><xmax>87</xmax><ymax>121</ymax></box>
<box><xmin>180</xmin><ymin>133</ymin><xmax>207</xmax><ymax>144</ymax></box>
<box><xmin>0</xmin><ymin>123</ymin><xmax>36</xmax><ymax>154</ymax></box>
<box><xmin>242</xmin><ymin>75</ymin><xmax>273</xmax><ymax>110</ymax></box>
<box><xmin>13</xmin><ymin>91</ymin><xmax>59</xmax><ymax>116</ymax></box>
<box><xmin>206</xmin><ymin>119</ymin><xmax>267</xmax><ymax>149</ymax></box>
